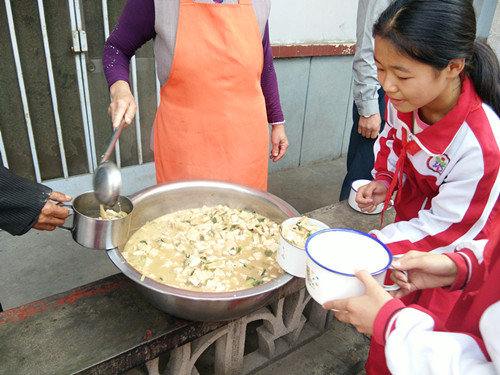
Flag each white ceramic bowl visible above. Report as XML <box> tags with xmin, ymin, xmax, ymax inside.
<box><xmin>348</xmin><ymin>179</ymin><xmax>385</xmax><ymax>215</ymax></box>
<box><xmin>305</xmin><ymin>228</ymin><xmax>392</xmax><ymax>305</ymax></box>
<box><xmin>278</xmin><ymin>217</ymin><xmax>329</xmax><ymax>278</ymax></box>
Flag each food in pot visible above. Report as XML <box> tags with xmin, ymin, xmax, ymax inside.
<box><xmin>280</xmin><ymin>216</ymin><xmax>324</xmax><ymax>249</ymax></box>
<box><xmin>121</xmin><ymin>205</ymin><xmax>283</xmax><ymax>292</ymax></box>
<box><xmin>99</xmin><ymin>204</ymin><xmax>128</xmax><ymax>220</ymax></box>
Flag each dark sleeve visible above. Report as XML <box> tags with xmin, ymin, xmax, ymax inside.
<box><xmin>102</xmin><ymin>0</ymin><xmax>156</xmax><ymax>88</ymax></box>
<box><xmin>444</xmin><ymin>252</ymin><xmax>471</xmax><ymax>291</ymax></box>
<box><xmin>0</xmin><ymin>166</ymin><xmax>52</xmax><ymax>235</ymax></box>
<box><xmin>260</xmin><ymin>22</ymin><xmax>285</xmax><ymax>124</ymax></box>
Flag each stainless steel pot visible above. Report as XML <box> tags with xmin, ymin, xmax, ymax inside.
<box><xmin>106</xmin><ymin>180</ymin><xmax>300</xmax><ymax>321</ymax></box>
<box><xmin>61</xmin><ymin>191</ymin><xmax>133</xmax><ymax>250</ymax></box>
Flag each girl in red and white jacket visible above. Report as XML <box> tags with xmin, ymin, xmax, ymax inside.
<box><xmin>323</xmin><ymin>224</ymin><xmax>500</xmax><ymax>374</ymax></box>
<box><xmin>354</xmin><ymin>0</ymin><xmax>500</xmax><ymax>373</ymax></box>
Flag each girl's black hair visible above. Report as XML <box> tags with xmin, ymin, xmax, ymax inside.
<box><xmin>373</xmin><ymin>0</ymin><xmax>500</xmax><ymax>116</ymax></box>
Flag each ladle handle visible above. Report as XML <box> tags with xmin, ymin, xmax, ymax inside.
<box><xmin>101</xmin><ymin>119</ymin><xmax>126</xmax><ymax>163</ymax></box>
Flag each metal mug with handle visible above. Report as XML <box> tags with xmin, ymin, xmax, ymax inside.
<box><xmin>60</xmin><ymin>191</ymin><xmax>133</xmax><ymax>250</ymax></box>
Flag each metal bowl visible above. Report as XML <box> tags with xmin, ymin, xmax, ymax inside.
<box><xmin>106</xmin><ymin>180</ymin><xmax>299</xmax><ymax>321</ymax></box>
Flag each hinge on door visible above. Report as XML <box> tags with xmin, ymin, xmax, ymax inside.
<box><xmin>71</xmin><ymin>29</ymin><xmax>88</xmax><ymax>54</ymax></box>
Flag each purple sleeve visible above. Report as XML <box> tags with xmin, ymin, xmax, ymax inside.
<box><xmin>102</xmin><ymin>0</ymin><xmax>156</xmax><ymax>88</ymax></box>
<box><xmin>261</xmin><ymin>22</ymin><xmax>285</xmax><ymax>124</ymax></box>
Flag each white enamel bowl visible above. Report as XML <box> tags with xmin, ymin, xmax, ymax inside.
<box><xmin>277</xmin><ymin>217</ymin><xmax>329</xmax><ymax>278</ymax></box>
<box><xmin>305</xmin><ymin>228</ymin><xmax>392</xmax><ymax>305</ymax></box>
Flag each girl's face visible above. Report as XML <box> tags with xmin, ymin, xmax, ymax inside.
<box><xmin>374</xmin><ymin>36</ymin><xmax>462</xmax><ymax>123</ymax></box>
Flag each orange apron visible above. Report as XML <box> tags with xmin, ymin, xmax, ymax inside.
<box><xmin>153</xmin><ymin>0</ymin><xmax>269</xmax><ymax>190</ymax></box>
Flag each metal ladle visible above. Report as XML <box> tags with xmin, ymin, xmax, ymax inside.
<box><xmin>93</xmin><ymin>120</ymin><xmax>126</xmax><ymax>206</ymax></box>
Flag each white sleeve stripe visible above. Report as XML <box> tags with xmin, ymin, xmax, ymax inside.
<box><xmin>462</xmin><ymin>253</ymin><xmax>473</xmax><ymax>285</ymax></box>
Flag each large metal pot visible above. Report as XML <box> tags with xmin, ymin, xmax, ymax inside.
<box><xmin>106</xmin><ymin>180</ymin><xmax>299</xmax><ymax>321</ymax></box>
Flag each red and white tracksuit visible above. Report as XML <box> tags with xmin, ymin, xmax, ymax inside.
<box><xmin>373</xmin><ymin>226</ymin><xmax>500</xmax><ymax>374</ymax></box>
<box><xmin>366</xmin><ymin>76</ymin><xmax>500</xmax><ymax>374</ymax></box>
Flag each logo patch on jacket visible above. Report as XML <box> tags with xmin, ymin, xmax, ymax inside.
<box><xmin>427</xmin><ymin>154</ymin><xmax>450</xmax><ymax>174</ymax></box>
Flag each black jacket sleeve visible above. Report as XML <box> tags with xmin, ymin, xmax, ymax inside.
<box><xmin>0</xmin><ymin>166</ymin><xmax>52</xmax><ymax>235</ymax></box>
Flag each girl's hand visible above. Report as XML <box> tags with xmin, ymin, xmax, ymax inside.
<box><xmin>390</xmin><ymin>251</ymin><xmax>458</xmax><ymax>298</ymax></box>
<box><xmin>356</xmin><ymin>181</ymin><xmax>388</xmax><ymax>213</ymax></box>
<box><xmin>270</xmin><ymin>124</ymin><xmax>289</xmax><ymax>162</ymax></box>
<box><xmin>108</xmin><ymin>80</ymin><xmax>137</xmax><ymax>129</ymax></box>
<box><xmin>322</xmin><ymin>270</ymin><xmax>393</xmax><ymax>335</ymax></box>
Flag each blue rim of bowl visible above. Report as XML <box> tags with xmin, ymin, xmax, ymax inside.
<box><xmin>304</xmin><ymin>228</ymin><xmax>392</xmax><ymax>277</ymax></box>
